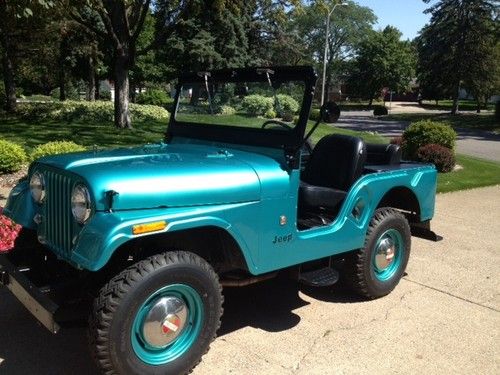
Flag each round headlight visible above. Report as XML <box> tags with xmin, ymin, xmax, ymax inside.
<box><xmin>71</xmin><ymin>184</ymin><xmax>92</xmax><ymax>224</ymax></box>
<box><xmin>30</xmin><ymin>172</ymin><xmax>45</xmax><ymax>203</ymax></box>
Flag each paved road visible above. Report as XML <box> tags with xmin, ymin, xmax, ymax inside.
<box><xmin>0</xmin><ymin>186</ymin><xmax>498</xmax><ymax>374</ymax></box>
<box><xmin>336</xmin><ymin>111</ymin><xmax>500</xmax><ymax>162</ymax></box>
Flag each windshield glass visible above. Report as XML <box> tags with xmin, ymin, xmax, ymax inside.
<box><xmin>175</xmin><ymin>79</ymin><xmax>305</xmax><ymax>130</ymax></box>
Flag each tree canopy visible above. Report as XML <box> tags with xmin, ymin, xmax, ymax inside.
<box><xmin>416</xmin><ymin>0</ymin><xmax>499</xmax><ymax>113</ymax></box>
<box><xmin>347</xmin><ymin>26</ymin><xmax>416</xmax><ymax>105</ymax></box>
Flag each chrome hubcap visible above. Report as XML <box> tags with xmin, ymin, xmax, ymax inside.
<box><xmin>142</xmin><ymin>296</ymin><xmax>188</xmax><ymax>348</ymax></box>
<box><xmin>374</xmin><ymin>237</ymin><xmax>396</xmax><ymax>271</ymax></box>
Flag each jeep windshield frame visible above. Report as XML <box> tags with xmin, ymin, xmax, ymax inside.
<box><xmin>166</xmin><ymin>66</ymin><xmax>317</xmax><ymax>151</ymax></box>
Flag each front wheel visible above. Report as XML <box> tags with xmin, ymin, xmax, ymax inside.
<box><xmin>89</xmin><ymin>251</ymin><xmax>223</xmax><ymax>375</ymax></box>
<box><xmin>344</xmin><ymin>208</ymin><xmax>411</xmax><ymax>299</ymax></box>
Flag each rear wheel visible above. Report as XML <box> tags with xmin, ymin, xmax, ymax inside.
<box><xmin>89</xmin><ymin>251</ymin><xmax>223</xmax><ymax>375</ymax></box>
<box><xmin>345</xmin><ymin>208</ymin><xmax>411</xmax><ymax>299</ymax></box>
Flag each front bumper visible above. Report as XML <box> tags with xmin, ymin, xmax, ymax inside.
<box><xmin>0</xmin><ymin>253</ymin><xmax>60</xmax><ymax>333</ymax></box>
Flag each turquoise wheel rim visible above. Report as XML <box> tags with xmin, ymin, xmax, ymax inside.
<box><xmin>372</xmin><ymin>229</ymin><xmax>404</xmax><ymax>281</ymax></box>
<box><xmin>131</xmin><ymin>284</ymin><xmax>204</xmax><ymax>365</ymax></box>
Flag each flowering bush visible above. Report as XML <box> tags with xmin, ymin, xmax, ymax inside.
<box><xmin>416</xmin><ymin>143</ymin><xmax>456</xmax><ymax>173</ymax></box>
<box><xmin>0</xmin><ymin>207</ymin><xmax>21</xmax><ymax>252</ymax></box>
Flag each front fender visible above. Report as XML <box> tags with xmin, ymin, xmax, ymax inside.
<box><xmin>70</xmin><ymin>203</ymin><xmax>258</xmax><ymax>272</ymax></box>
<box><xmin>3</xmin><ymin>181</ymin><xmax>37</xmax><ymax>229</ymax></box>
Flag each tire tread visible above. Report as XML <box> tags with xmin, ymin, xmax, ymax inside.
<box><xmin>89</xmin><ymin>251</ymin><xmax>223</xmax><ymax>375</ymax></box>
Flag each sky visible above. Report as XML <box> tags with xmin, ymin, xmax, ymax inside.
<box><xmin>354</xmin><ymin>0</ymin><xmax>433</xmax><ymax>40</ymax></box>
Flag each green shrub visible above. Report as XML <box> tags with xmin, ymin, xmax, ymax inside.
<box><xmin>264</xmin><ymin>108</ymin><xmax>277</xmax><ymax>119</ymax></box>
<box><xmin>495</xmin><ymin>101</ymin><xmax>500</xmax><ymax>123</ymax></box>
<box><xmin>402</xmin><ymin>120</ymin><xmax>456</xmax><ymax>159</ymax></box>
<box><xmin>276</xmin><ymin>94</ymin><xmax>299</xmax><ymax>115</ymax></box>
<box><xmin>373</xmin><ymin>105</ymin><xmax>388</xmax><ymax>116</ymax></box>
<box><xmin>30</xmin><ymin>141</ymin><xmax>86</xmax><ymax>161</ymax></box>
<box><xmin>309</xmin><ymin>108</ymin><xmax>321</xmax><ymax>121</ymax></box>
<box><xmin>136</xmin><ymin>89</ymin><xmax>172</xmax><ymax>107</ymax></box>
<box><xmin>0</xmin><ymin>140</ymin><xmax>27</xmax><ymax>174</ymax></box>
<box><xmin>15</xmin><ymin>101</ymin><xmax>169</xmax><ymax>123</ymax></box>
<box><xmin>241</xmin><ymin>95</ymin><xmax>274</xmax><ymax>116</ymax></box>
<box><xmin>129</xmin><ymin>103</ymin><xmax>170</xmax><ymax>122</ymax></box>
<box><xmin>217</xmin><ymin>105</ymin><xmax>236</xmax><ymax>115</ymax></box>
<box><xmin>417</xmin><ymin>144</ymin><xmax>456</xmax><ymax>173</ymax></box>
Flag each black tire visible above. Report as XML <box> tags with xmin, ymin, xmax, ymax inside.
<box><xmin>345</xmin><ymin>208</ymin><xmax>411</xmax><ymax>299</ymax></box>
<box><xmin>89</xmin><ymin>251</ymin><xmax>223</xmax><ymax>375</ymax></box>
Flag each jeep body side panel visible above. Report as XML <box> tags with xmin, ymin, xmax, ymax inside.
<box><xmin>68</xmin><ymin>165</ymin><xmax>435</xmax><ymax>274</ymax></box>
<box><xmin>254</xmin><ymin>165</ymin><xmax>436</xmax><ymax>273</ymax></box>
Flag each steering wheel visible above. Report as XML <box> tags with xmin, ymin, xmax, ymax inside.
<box><xmin>261</xmin><ymin>120</ymin><xmax>293</xmax><ymax>130</ymax></box>
<box><xmin>261</xmin><ymin>120</ymin><xmax>313</xmax><ymax>156</ymax></box>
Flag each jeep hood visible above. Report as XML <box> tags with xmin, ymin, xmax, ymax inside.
<box><xmin>35</xmin><ymin>143</ymin><xmax>262</xmax><ymax>211</ymax></box>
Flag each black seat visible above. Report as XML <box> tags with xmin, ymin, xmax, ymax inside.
<box><xmin>366</xmin><ymin>143</ymin><xmax>402</xmax><ymax>165</ymax></box>
<box><xmin>299</xmin><ymin>134</ymin><xmax>367</xmax><ymax>212</ymax></box>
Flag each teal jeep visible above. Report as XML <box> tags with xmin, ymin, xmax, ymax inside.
<box><xmin>0</xmin><ymin>66</ymin><xmax>439</xmax><ymax>375</ymax></box>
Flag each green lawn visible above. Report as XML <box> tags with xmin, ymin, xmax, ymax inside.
<box><xmin>383</xmin><ymin>112</ymin><xmax>499</xmax><ymax>133</ymax></box>
<box><xmin>0</xmin><ymin>117</ymin><xmax>168</xmax><ymax>151</ymax></box>
<box><xmin>437</xmin><ymin>155</ymin><xmax>500</xmax><ymax>193</ymax></box>
<box><xmin>420</xmin><ymin>99</ymin><xmax>494</xmax><ymax>111</ymax></box>
<box><xmin>308</xmin><ymin>122</ymin><xmax>387</xmax><ymax>145</ymax></box>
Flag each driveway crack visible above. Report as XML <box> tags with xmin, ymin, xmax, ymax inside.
<box><xmin>403</xmin><ymin>277</ymin><xmax>499</xmax><ymax>312</ymax></box>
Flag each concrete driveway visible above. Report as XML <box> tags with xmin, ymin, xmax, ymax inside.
<box><xmin>0</xmin><ymin>186</ymin><xmax>499</xmax><ymax>374</ymax></box>
<box><xmin>336</xmin><ymin>111</ymin><xmax>500</xmax><ymax>162</ymax></box>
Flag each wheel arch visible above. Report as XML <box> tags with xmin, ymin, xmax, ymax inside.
<box><xmin>106</xmin><ymin>225</ymin><xmax>251</xmax><ymax>275</ymax></box>
<box><xmin>376</xmin><ymin>186</ymin><xmax>421</xmax><ymax>222</ymax></box>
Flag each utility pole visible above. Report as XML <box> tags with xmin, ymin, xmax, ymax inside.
<box><xmin>321</xmin><ymin>1</ymin><xmax>347</xmax><ymax>106</ymax></box>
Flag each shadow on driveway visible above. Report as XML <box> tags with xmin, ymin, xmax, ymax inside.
<box><xmin>0</xmin><ymin>277</ymin><xmax>363</xmax><ymax>374</ymax></box>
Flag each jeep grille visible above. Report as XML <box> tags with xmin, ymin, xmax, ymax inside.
<box><xmin>38</xmin><ymin>169</ymin><xmax>75</xmax><ymax>257</ymax></box>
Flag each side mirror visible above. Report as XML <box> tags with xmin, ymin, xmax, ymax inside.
<box><xmin>321</xmin><ymin>101</ymin><xmax>341</xmax><ymax>123</ymax></box>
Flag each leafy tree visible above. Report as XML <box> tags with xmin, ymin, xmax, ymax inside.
<box><xmin>159</xmin><ymin>0</ymin><xmax>263</xmax><ymax>75</ymax></box>
<box><xmin>65</xmin><ymin>0</ymin><xmax>188</xmax><ymax>128</ymax></box>
<box><xmin>291</xmin><ymin>0</ymin><xmax>376</xmax><ymax>100</ymax></box>
<box><xmin>0</xmin><ymin>0</ymin><xmax>54</xmax><ymax>112</ymax></box>
<box><xmin>416</xmin><ymin>0</ymin><xmax>498</xmax><ymax>114</ymax></box>
<box><xmin>347</xmin><ymin>26</ymin><xmax>416</xmax><ymax>106</ymax></box>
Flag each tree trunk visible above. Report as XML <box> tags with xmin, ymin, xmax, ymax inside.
<box><xmin>190</xmin><ymin>84</ymin><xmax>201</xmax><ymax>106</ymax></box>
<box><xmin>451</xmin><ymin>83</ymin><xmax>460</xmax><ymax>115</ymax></box>
<box><xmin>86</xmin><ymin>55</ymin><xmax>96</xmax><ymax>101</ymax></box>
<box><xmin>95</xmin><ymin>72</ymin><xmax>100</xmax><ymax>100</ymax></box>
<box><xmin>368</xmin><ymin>97</ymin><xmax>374</xmax><ymax>108</ymax></box>
<box><xmin>114</xmin><ymin>55</ymin><xmax>132</xmax><ymax>129</ymax></box>
<box><xmin>476</xmin><ymin>99</ymin><xmax>481</xmax><ymax>114</ymax></box>
<box><xmin>130</xmin><ymin>81</ymin><xmax>136</xmax><ymax>103</ymax></box>
<box><xmin>58</xmin><ymin>66</ymin><xmax>66</xmax><ymax>101</ymax></box>
<box><xmin>1</xmin><ymin>32</ymin><xmax>17</xmax><ymax>112</ymax></box>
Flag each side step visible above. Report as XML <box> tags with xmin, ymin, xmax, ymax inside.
<box><xmin>299</xmin><ymin>267</ymin><xmax>339</xmax><ymax>287</ymax></box>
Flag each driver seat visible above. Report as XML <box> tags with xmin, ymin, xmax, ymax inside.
<box><xmin>299</xmin><ymin>134</ymin><xmax>367</xmax><ymax>213</ymax></box>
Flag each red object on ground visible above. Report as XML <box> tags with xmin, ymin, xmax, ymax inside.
<box><xmin>0</xmin><ymin>207</ymin><xmax>21</xmax><ymax>252</ymax></box>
